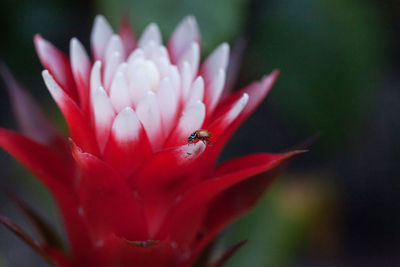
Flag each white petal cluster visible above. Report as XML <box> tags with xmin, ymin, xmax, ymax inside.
<box><xmin>68</xmin><ymin>15</ymin><xmax>231</xmax><ymax>153</ymax></box>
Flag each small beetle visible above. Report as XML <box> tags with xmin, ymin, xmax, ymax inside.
<box><xmin>187</xmin><ymin>129</ymin><xmax>212</xmax><ymax>145</ymax></box>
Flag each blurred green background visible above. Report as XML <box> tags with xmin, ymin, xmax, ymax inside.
<box><xmin>0</xmin><ymin>0</ymin><xmax>400</xmax><ymax>266</ymax></box>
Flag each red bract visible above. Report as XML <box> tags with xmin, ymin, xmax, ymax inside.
<box><xmin>0</xmin><ymin>15</ymin><xmax>303</xmax><ymax>266</ymax></box>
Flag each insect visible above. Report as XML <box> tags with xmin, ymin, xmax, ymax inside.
<box><xmin>187</xmin><ymin>129</ymin><xmax>212</xmax><ymax>145</ymax></box>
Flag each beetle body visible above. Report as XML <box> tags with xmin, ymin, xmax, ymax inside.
<box><xmin>187</xmin><ymin>129</ymin><xmax>212</xmax><ymax>145</ymax></box>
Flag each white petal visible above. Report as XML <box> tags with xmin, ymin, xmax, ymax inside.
<box><xmin>136</xmin><ymin>92</ymin><xmax>163</xmax><ymax>151</ymax></box>
<box><xmin>104</xmin><ymin>52</ymin><xmax>123</xmax><ymax>91</ymax></box>
<box><xmin>109</xmin><ymin>69</ymin><xmax>131</xmax><ymax>112</ymax></box>
<box><xmin>169</xmin><ymin>16</ymin><xmax>200</xmax><ymax>63</ymax></box>
<box><xmin>176</xmin><ymin>101</ymin><xmax>205</xmax><ymax>139</ymax></box>
<box><xmin>105</xmin><ymin>35</ymin><xmax>125</xmax><ymax>62</ymax></box>
<box><xmin>179</xmin><ymin>42</ymin><xmax>199</xmax><ymax>80</ymax></box>
<box><xmin>186</xmin><ymin>76</ymin><xmax>204</xmax><ymax>107</ymax></box>
<box><xmin>128</xmin><ymin>66</ymin><xmax>152</xmax><ymax>106</ymax></box>
<box><xmin>42</xmin><ymin>70</ymin><xmax>65</xmax><ymax>106</ymax></box>
<box><xmin>179</xmin><ymin>142</ymin><xmax>206</xmax><ymax>159</ymax></box>
<box><xmin>90</xmin><ymin>61</ymin><xmax>103</xmax><ymax>102</ymax></box>
<box><xmin>127</xmin><ymin>48</ymin><xmax>145</xmax><ymax>65</ymax></box>
<box><xmin>157</xmin><ymin>77</ymin><xmax>178</xmax><ymax>136</ymax></box>
<box><xmin>70</xmin><ymin>38</ymin><xmax>90</xmax><ymax>87</ymax></box>
<box><xmin>224</xmin><ymin>93</ymin><xmax>249</xmax><ymax>124</ymax></box>
<box><xmin>167</xmin><ymin>65</ymin><xmax>181</xmax><ymax>97</ymax></box>
<box><xmin>180</xmin><ymin>61</ymin><xmax>192</xmax><ymax>102</ymax></box>
<box><xmin>91</xmin><ymin>15</ymin><xmax>114</xmax><ymax>61</ymax></box>
<box><xmin>202</xmin><ymin>43</ymin><xmax>229</xmax><ymax>83</ymax></box>
<box><xmin>138</xmin><ymin>23</ymin><xmax>162</xmax><ymax>48</ymax></box>
<box><xmin>205</xmin><ymin>68</ymin><xmax>226</xmax><ymax>114</ymax></box>
<box><xmin>93</xmin><ymin>86</ymin><xmax>116</xmax><ymax>153</ymax></box>
<box><xmin>112</xmin><ymin>107</ymin><xmax>141</xmax><ymax>142</ymax></box>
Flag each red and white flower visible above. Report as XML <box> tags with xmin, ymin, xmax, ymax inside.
<box><xmin>0</xmin><ymin>15</ymin><xmax>303</xmax><ymax>266</ymax></box>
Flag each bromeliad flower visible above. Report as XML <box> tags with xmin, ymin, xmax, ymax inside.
<box><xmin>0</xmin><ymin>15</ymin><xmax>303</xmax><ymax>266</ymax></box>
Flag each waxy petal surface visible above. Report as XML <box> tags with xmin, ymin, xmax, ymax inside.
<box><xmin>72</xmin><ymin>142</ymin><xmax>148</xmax><ymax>243</ymax></box>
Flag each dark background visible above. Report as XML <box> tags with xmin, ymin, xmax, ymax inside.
<box><xmin>0</xmin><ymin>0</ymin><xmax>399</xmax><ymax>266</ymax></box>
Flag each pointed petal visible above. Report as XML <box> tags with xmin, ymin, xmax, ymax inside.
<box><xmin>129</xmin><ymin>142</ymin><xmax>206</xmax><ymax>236</ymax></box>
<box><xmin>0</xmin><ymin>64</ymin><xmax>62</xmax><ymax>146</ymax></box>
<box><xmin>0</xmin><ymin>128</ymin><xmax>91</xmax><ymax>258</ymax></box>
<box><xmin>204</xmin><ymin>68</ymin><xmax>226</xmax><ymax>116</ymax></box>
<box><xmin>72</xmin><ymin>142</ymin><xmax>148</xmax><ymax>242</ymax></box>
<box><xmin>34</xmin><ymin>35</ymin><xmax>78</xmax><ymax>102</ymax></box>
<box><xmin>103</xmin><ymin>107</ymin><xmax>152</xmax><ymax>178</ymax></box>
<box><xmin>127</xmin><ymin>62</ymin><xmax>152</xmax><ymax>106</ymax></box>
<box><xmin>179</xmin><ymin>42</ymin><xmax>200</xmax><ymax>80</ymax></box>
<box><xmin>159</xmin><ymin>151</ymin><xmax>303</xmax><ymax>248</ymax></box>
<box><xmin>180</xmin><ymin>61</ymin><xmax>192</xmax><ymax>102</ymax></box>
<box><xmin>203</xmin><ymin>71</ymin><xmax>279</xmax><ymax>171</ymax></box>
<box><xmin>91</xmin><ymin>15</ymin><xmax>114</xmax><ymax>61</ymax></box>
<box><xmin>200</xmin><ymin>43</ymin><xmax>229</xmax><ymax>85</ymax></box>
<box><xmin>104</xmin><ymin>52</ymin><xmax>123</xmax><ymax>91</ymax></box>
<box><xmin>157</xmin><ymin>77</ymin><xmax>178</xmax><ymax>136</ymax></box>
<box><xmin>105</xmin><ymin>35</ymin><xmax>125</xmax><ymax>62</ymax></box>
<box><xmin>90</xmin><ymin>61</ymin><xmax>103</xmax><ymax>103</ymax></box>
<box><xmin>109</xmin><ymin>65</ymin><xmax>131</xmax><ymax>112</ymax></box>
<box><xmin>193</xmin><ymin>151</ymin><xmax>305</xmax><ymax>255</ymax></box>
<box><xmin>136</xmin><ymin>92</ymin><xmax>163</xmax><ymax>151</ymax></box>
<box><xmin>70</xmin><ymin>38</ymin><xmax>91</xmax><ymax>114</ymax></box>
<box><xmin>166</xmin><ymin>101</ymin><xmax>205</xmax><ymax>147</ymax></box>
<box><xmin>118</xmin><ymin>16</ymin><xmax>136</xmax><ymax>55</ymax></box>
<box><xmin>138</xmin><ymin>23</ymin><xmax>162</xmax><ymax>48</ymax></box>
<box><xmin>93</xmin><ymin>86</ymin><xmax>116</xmax><ymax>153</ymax></box>
<box><xmin>42</xmin><ymin>70</ymin><xmax>99</xmax><ymax>155</ymax></box>
<box><xmin>168</xmin><ymin>16</ymin><xmax>201</xmax><ymax>64</ymax></box>
<box><xmin>186</xmin><ymin>76</ymin><xmax>204</xmax><ymax>108</ymax></box>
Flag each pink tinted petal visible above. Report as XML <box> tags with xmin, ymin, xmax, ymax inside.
<box><xmin>91</xmin><ymin>15</ymin><xmax>114</xmax><ymax>61</ymax></box>
<box><xmin>129</xmin><ymin>142</ymin><xmax>206</xmax><ymax>237</ymax></box>
<box><xmin>42</xmin><ymin>70</ymin><xmax>99</xmax><ymax>155</ymax></box>
<box><xmin>200</xmin><ymin>43</ymin><xmax>229</xmax><ymax>85</ymax></box>
<box><xmin>0</xmin><ymin>64</ymin><xmax>62</xmax><ymax>146</ymax></box>
<box><xmin>105</xmin><ymin>35</ymin><xmax>125</xmax><ymax>63</ymax></box>
<box><xmin>118</xmin><ymin>16</ymin><xmax>136</xmax><ymax>55</ymax></box>
<box><xmin>138</xmin><ymin>23</ymin><xmax>162</xmax><ymax>48</ymax></box>
<box><xmin>0</xmin><ymin>129</ymin><xmax>91</xmax><ymax>259</ymax></box>
<box><xmin>103</xmin><ymin>107</ymin><xmax>152</xmax><ymax>178</ymax></box>
<box><xmin>136</xmin><ymin>92</ymin><xmax>163</xmax><ymax>151</ymax></box>
<box><xmin>159</xmin><ymin>151</ymin><xmax>302</xmax><ymax>248</ymax></box>
<box><xmin>92</xmin><ymin>86</ymin><xmax>116</xmax><ymax>153</ymax></box>
<box><xmin>70</xmin><ymin>38</ymin><xmax>91</xmax><ymax>115</ymax></box>
<box><xmin>178</xmin><ymin>42</ymin><xmax>200</xmax><ymax>81</ymax></box>
<box><xmin>72</xmin><ymin>142</ymin><xmax>148</xmax><ymax>242</ymax></box>
<box><xmin>168</xmin><ymin>16</ymin><xmax>201</xmax><ymax>64</ymax></box>
<box><xmin>193</xmin><ymin>151</ymin><xmax>305</xmax><ymax>256</ymax></box>
<box><xmin>34</xmin><ymin>35</ymin><xmax>78</xmax><ymax>102</ymax></box>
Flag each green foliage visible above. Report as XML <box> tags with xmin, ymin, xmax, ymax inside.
<box><xmin>241</xmin><ymin>0</ymin><xmax>387</xmax><ymax>151</ymax></box>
